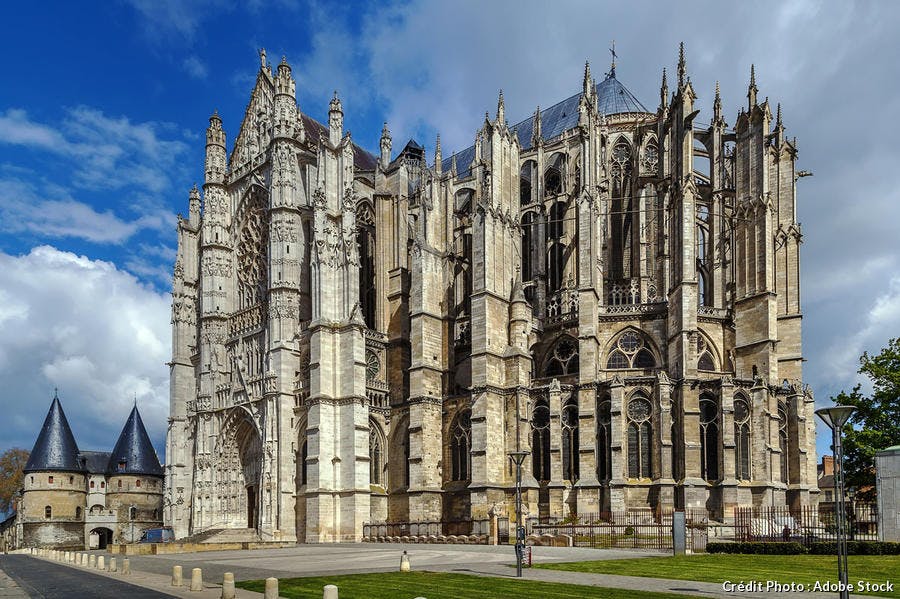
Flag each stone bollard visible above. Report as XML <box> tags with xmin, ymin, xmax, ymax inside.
<box><xmin>89</xmin><ymin>555</ymin><xmax>96</xmax><ymax>568</ymax></box>
<box><xmin>264</xmin><ymin>577</ymin><xmax>279</xmax><ymax>599</ymax></box>
<box><xmin>98</xmin><ymin>555</ymin><xmax>105</xmax><ymax>570</ymax></box>
<box><xmin>172</xmin><ymin>565</ymin><xmax>183</xmax><ymax>586</ymax></box>
<box><xmin>190</xmin><ymin>568</ymin><xmax>203</xmax><ymax>591</ymax></box>
<box><xmin>122</xmin><ymin>558</ymin><xmax>130</xmax><ymax>575</ymax></box>
<box><xmin>400</xmin><ymin>550</ymin><xmax>410</xmax><ymax>572</ymax></box>
<box><xmin>109</xmin><ymin>557</ymin><xmax>117</xmax><ymax>572</ymax></box>
<box><xmin>81</xmin><ymin>553</ymin><xmax>88</xmax><ymax>566</ymax></box>
<box><xmin>221</xmin><ymin>572</ymin><xmax>236</xmax><ymax>599</ymax></box>
<box><xmin>323</xmin><ymin>584</ymin><xmax>338</xmax><ymax>599</ymax></box>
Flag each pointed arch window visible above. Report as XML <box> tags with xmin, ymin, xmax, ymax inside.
<box><xmin>544</xmin><ymin>336</ymin><xmax>579</xmax><ymax>377</ymax></box>
<box><xmin>610</xmin><ymin>139</ymin><xmax>634</xmax><ymax>280</ymax></box>
<box><xmin>699</xmin><ymin>394</ymin><xmax>719</xmax><ymax>481</ymax></box>
<box><xmin>299</xmin><ymin>438</ymin><xmax>308</xmax><ymax>486</ymax></box>
<box><xmin>597</xmin><ymin>394</ymin><xmax>612</xmax><ymax>482</ymax></box>
<box><xmin>520</xmin><ymin>161</ymin><xmax>536</xmax><ymax>205</ymax></box>
<box><xmin>531</xmin><ymin>398</ymin><xmax>551</xmax><ymax>481</ymax></box>
<box><xmin>697</xmin><ymin>336</ymin><xmax>716</xmax><ymax>372</ymax></box>
<box><xmin>547</xmin><ymin>201</ymin><xmax>568</xmax><ymax>293</ymax></box>
<box><xmin>44</xmin><ymin>505</ymin><xmax>52</xmax><ymax>519</ymax></box>
<box><xmin>562</xmin><ymin>395</ymin><xmax>580</xmax><ymax>483</ymax></box>
<box><xmin>544</xmin><ymin>153</ymin><xmax>565</xmax><ymax>197</ymax></box>
<box><xmin>369</xmin><ymin>424</ymin><xmax>384</xmax><ymax>486</ymax></box>
<box><xmin>450</xmin><ymin>409</ymin><xmax>471</xmax><ymax>482</ymax></box>
<box><xmin>778</xmin><ymin>402</ymin><xmax>789</xmax><ymax>483</ymax></box>
<box><xmin>627</xmin><ymin>395</ymin><xmax>652</xmax><ymax>479</ymax></box>
<box><xmin>606</xmin><ymin>330</ymin><xmax>656</xmax><ymax>370</ymax></box>
<box><xmin>641</xmin><ymin>139</ymin><xmax>659</xmax><ymax>174</ymax></box>
<box><xmin>696</xmin><ymin>204</ymin><xmax>711</xmax><ymax>307</ymax></box>
<box><xmin>521</xmin><ymin>211</ymin><xmax>535</xmax><ymax>282</ymax></box>
<box><xmin>357</xmin><ymin>202</ymin><xmax>376</xmax><ymax>329</ymax></box>
<box><xmin>734</xmin><ymin>396</ymin><xmax>751</xmax><ymax>481</ymax></box>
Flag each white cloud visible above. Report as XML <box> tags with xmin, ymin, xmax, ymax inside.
<box><xmin>125</xmin><ymin>0</ymin><xmax>228</xmax><ymax>40</ymax></box>
<box><xmin>0</xmin><ymin>246</ymin><xmax>170</xmax><ymax>454</ymax></box>
<box><xmin>183</xmin><ymin>55</ymin><xmax>209</xmax><ymax>79</ymax></box>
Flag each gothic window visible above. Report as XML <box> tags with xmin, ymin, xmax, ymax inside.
<box><xmin>521</xmin><ymin>212</ymin><xmax>535</xmax><ymax>282</ymax></box>
<box><xmin>699</xmin><ymin>394</ymin><xmax>719</xmax><ymax>481</ymax></box>
<box><xmin>365</xmin><ymin>350</ymin><xmax>380</xmax><ymax>381</ymax></box>
<box><xmin>562</xmin><ymin>395</ymin><xmax>580</xmax><ymax>482</ymax></box>
<box><xmin>544</xmin><ymin>153</ymin><xmax>565</xmax><ymax>196</ymax></box>
<box><xmin>236</xmin><ymin>191</ymin><xmax>269</xmax><ymax>310</ymax></box>
<box><xmin>299</xmin><ymin>439</ymin><xmax>308</xmax><ymax>486</ymax></box>
<box><xmin>369</xmin><ymin>424</ymin><xmax>384</xmax><ymax>486</ymax></box>
<box><xmin>642</xmin><ymin>139</ymin><xmax>659</xmax><ymax>174</ymax></box>
<box><xmin>450</xmin><ymin>409</ymin><xmax>472</xmax><ymax>482</ymax></box>
<box><xmin>357</xmin><ymin>202</ymin><xmax>377</xmax><ymax>329</ymax></box>
<box><xmin>573</xmin><ymin>165</ymin><xmax>581</xmax><ymax>194</ymax></box>
<box><xmin>697</xmin><ymin>336</ymin><xmax>716</xmax><ymax>371</ymax></box>
<box><xmin>627</xmin><ymin>395</ymin><xmax>652</xmax><ymax>478</ymax></box>
<box><xmin>734</xmin><ymin>396</ymin><xmax>751</xmax><ymax>481</ymax></box>
<box><xmin>610</xmin><ymin>139</ymin><xmax>634</xmax><ymax>280</ymax></box>
<box><xmin>606</xmin><ymin>330</ymin><xmax>656</xmax><ymax>370</ymax></box>
<box><xmin>547</xmin><ymin>201</ymin><xmax>568</xmax><ymax>293</ymax></box>
<box><xmin>778</xmin><ymin>402</ymin><xmax>789</xmax><ymax>483</ymax></box>
<box><xmin>544</xmin><ymin>336</ymin><xmax>579</xmax><ymax>377</ymax></box>
<box><xmin>597</xmin><ymin>394</ymin><xmax>612</xmax><ymax>481</ymax></box>
<box><xmin>696</xmin><ymin>204</ymin><xmax>711</xmax><ymax>307</ymax></box>
<box><xmin>531</xmin><ymin>398</ymin><xmax>551</xmax><ymax>481</ymax></box>
<box><xmin>520</xmin><ymin>161</ymin><xmax>536</xmax><ymax>205</ymax></box>
<box><xmin>45</xmin><ymin>505</ymin><xmax>51</xmax><ymax>519</ymax></box>
<box><xmin>403</xmin><ymin>426</ymin><xmax>411</xmax><ymax>488</ymax></box>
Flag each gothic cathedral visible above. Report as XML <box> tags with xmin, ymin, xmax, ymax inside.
<box><xmin>166</xmin><ymin>46</ymin><xmax>817</xmax><ymax>542</ymax></box>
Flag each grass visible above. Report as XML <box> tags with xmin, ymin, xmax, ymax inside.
<box><xmin>235</xmin><ymin>571</ymin><xmax>703</xmax><ymax>599</ymax></box>
<box><xmin>534</xmin><ymin>554</ymin><xmax>900</xmax><ymax>598</ymax></box>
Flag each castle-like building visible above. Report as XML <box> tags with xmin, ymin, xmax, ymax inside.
<box><xmin>166</xmin><ymin>46</ymin><xmax>817</xmax><ymax>543</ymax></box>
<box><xmin>13</xmin><ymin>394</ymin><xmax>164</xmax><ymax>549</ymax></box>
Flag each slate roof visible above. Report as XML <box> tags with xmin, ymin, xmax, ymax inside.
<box><xmin>79</xmin><ymin>450</ymin><xmax>112</xmax><ymax>475</ymax></box>
<box><xmin>442</xmin><ymin>73</ymin><xmax>649</xmax><ymax>178</ymax></box>
<box><xmin>24</xmin><ymin>394</ymin><xmax>82</xmax><ymax>473</ymax></box>
<box><xmin>300</xmin><ymin>114</ymin><xmax>379</xmax><ymax>171</ymax></box>
<box><xmin>107</xmin><ymin>406</ymin><xmax>164</xmax><ymax>477</ymax></box>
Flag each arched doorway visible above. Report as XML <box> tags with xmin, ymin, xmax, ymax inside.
<box><xmin>90</xmin><ymin>527</ymin><xmax>113</xmax><ymax>549</ymax></box>
<box><xmin>216</xmin><ymin>410</ymin><xmax>262</xmax><ymax>530</ymax></box>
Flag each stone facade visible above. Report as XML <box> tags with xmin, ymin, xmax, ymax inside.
<box><xmin>167</xmin><ymin>47</ymin><xmax>817</xmax><ymax>543</ymax></box>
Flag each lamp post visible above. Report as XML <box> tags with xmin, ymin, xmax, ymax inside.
<box><xmin>816</xmin><ymin>405</ymin><xmax>856</xmax><ymax>599</ymax></box>
<box><xmin>508</xmin><ymin>450</ymin><xmax>530</xmax><ymax>578</ymax></box>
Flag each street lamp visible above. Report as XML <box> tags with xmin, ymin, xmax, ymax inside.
<box><xmin>816</xmin><ymin>405</ymin><xmax>856</xmax><ymax>599</ymax></box>
<box><xmin>508</xmin><ymin>450</ymin><xmax>530</xmax><ymax>578</ymax></box>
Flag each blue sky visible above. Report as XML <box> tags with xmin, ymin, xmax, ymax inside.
<box><xmin>1</xmin><ymin>0</ymin><xmax>899</xmax><ymax>464</ymax></box>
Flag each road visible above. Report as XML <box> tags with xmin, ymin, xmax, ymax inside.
<box><xmin>0</xmin><ymin>554</ymin><xmax>175</xmax><ymax>599</ymax></box>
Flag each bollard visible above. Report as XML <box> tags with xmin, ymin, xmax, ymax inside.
<box><xmin>322</xmin><ymin>584</ymin><xmax>338</xmax><ymax>599</ymax></box>
<box><xmin>172</xmin><ymin>565</ymin><xmax>183</xmax><ymax>586</ymax></box>
<box><xmin>109</xmin><ymin>557</ymin><xmax>117</xmax><ymax>572</ymax></box>
<box><xmin>122</xmin><ymin>558</ymin><xmax>130</xmax><ymax>575</ymax></box>
<box><xmin>264</xmin><ymin>577</ymin><xmax>279</xmax><ymax>599</ymax></box>
<box><xmin>400</xmin><ymin>550</ymin><xmax>410</xmax><ymax>572</ymax></box>
<box><xmin>89</xmin><ymin>555</ymin><xmax>96</xmax><ymax>568</ymax></box>
<box><xmin>221</xmin><ymin>572</ymin><xmax>236</xmax><ymax>599</ymax></box>
<box><xmin>190</xmin><ymin>567</ymin><xmax>203</xmax><ymax>592</ymax></box>
<box><xmin>81</xmin><ymin>553</ymin><xmax>88</xmax><ymax>566</ymax></box>
<box><xmin>97</xmin><ymin>555</ymin><xmax>105</xmax><ymax>570</ymax></box>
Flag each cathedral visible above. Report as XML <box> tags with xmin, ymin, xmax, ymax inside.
<box><xmin>166</xmin><ymin>45</ymin><xmax>818</xmax><ymax>543</ymax></box>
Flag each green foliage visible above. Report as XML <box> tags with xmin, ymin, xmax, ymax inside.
<box><xmin>808</xmin><ymin>541</ymin><xmax>900</xmax><ymax>555</ymax></box>
<box><xmin>707</xmin><ymin>541</ymin><xmax>806</xmax><ymax>554</ymax></box>
<box><xmin>831</xmin><ymin>337</ymin><xmax>900</xmax><ymax>501</ymax></box>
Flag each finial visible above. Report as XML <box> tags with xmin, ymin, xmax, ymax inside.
<box><xmin>54</xmin><ymin>387</ymin><xmax>58</xmax><ymax>400</ymax></box>
<box><xmin>329</xmin><ymin>90</ymin><xmax>342</xmax><ymax>112</ymax></box>
<box><xmin>677</xmin><ymin>42</ymin><xmax>686</xmax><ymax>86</ymax></box>
<box><xmin>133</xmin><ymin>392</ymin><xmax>137</xmax><ymax>407</ymax></box>
<box><xmin>381</xmin><ymin>121</ymin><xmax>391</xmax><ymax>138</ymax></box>
<box><xmin>609</xmin><ymin>40</ymin><xmax>617</xmax><ymax>78</ymax></box>
<box><xmin>435</xmin><ymin>133</ymin><xmax>441</xmax><ymax>154</ymax></box>
<box><xmin>281</xmin><ymin>55</ymin><xmax>287</xmax><ymax>65</ymax></box>
<box><xmin>714</xmin><ymin>81</ymin><xmax>722</xmax><ymax>116</ymax></box>
<box><xmin>776</xmin><ymin>102</ymin><xmax>782</xmax><ymax>126</ymax></box>
<box><xmin>750</xmin><ymin>63</ymin><xmax>756</xmax><ymax>87</ymax></box>
<box><xmin>659</xmin><ymin>68</ymin><xmax>669</xmax><ymax>109</ymax></box>
<box><xmin>747</xmin><ymin>64</ymin><xmax>759</xmax><ymax>108</ymax></box>
<box><xmin>496</xmin><ymin>89</ymin><xmax>505</xmax><ymax>122</ymax></box>
<box><xmin>259</xmin><ymin>47</ymin><xmax>267</xmax><ymax>68</ymax></box>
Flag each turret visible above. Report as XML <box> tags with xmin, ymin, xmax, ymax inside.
<box><xmin>188</xmin><ymin>184</ymin><xmax>201</xmax><ymax>227</ymax></box>
<box><xmin>434</xmin><ymin>133</ymin><xmax>442</xmax><ymax>176</ymax></box>
<box><xmin>205</xmin><ymin>111</ymin><xmax>227</xmax><ymax>185</ymax></box>
<box><xmin>275</xmin><ymin>55</ymin><xmax>295</xmax><ymax>99</ymax></box>
<box><xmin>328</xmin><ymin>91</ymin><xmax>343</xmax><ymax>146</ymax></box>
<box><xmin>496</xmin><ymin>89</ymin><xmax>505</xmax><ymax>124</ymax></box>
<box><xmin>379</xmin><ymin>122</ymin><xmax>392</xmax><ymax>169</ymax></box>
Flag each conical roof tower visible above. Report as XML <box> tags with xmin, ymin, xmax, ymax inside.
<box><xmin>24</xmin><ymin>392</ymin><xmax>82</xmax><ymax>473</ymax></box>
<box><xmin>107</xmin><ymin>405</ymin><xmax>163</xmax><ymax>477</ymax></box>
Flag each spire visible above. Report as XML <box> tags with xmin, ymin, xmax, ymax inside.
<box><xmin>713</xmin><ymin>80</ymin><xmax>722</xmax><ymax>121</ymax></box>
<box><xmin>659</xmin><ymin>68</ymin><xmax>669</xmax><ymax>110</ymax></box>
<box><xmin>748</xmin><ymin>64</ymin><xmax>758</xmax><ymax>108</ymax></box>
<box><xmin>259</xmin><ymin>47</ymin><xmax>267</xmax><ymax>69</ymax></box>
<box><xmin>496</xmin><ymin>89</ymin><xmax>505</xmax><ymax>123</ymax></box>
<box><xmin>434</xmin><ymin>133</ymin><xmax>442</xmax><ymax>175</ymax></box>
<box><xmin>584</xmin><ymin>60</ymin><xmax>593</xmax><ymax>96</ymax></box>
<box><xmin>107</xmin><ymin>405</ymin><xmax>163</xmax><ymax>477</ymax></box>
<box><xmin>379</xmin><ymin>121</ymin><xmax>392</xmax><ymax>169</ymax></box>
<box><xmin>677</xmin><ymin>42</ymin><xmax>686</xmax><ymax>87</ymax></box>
<box><xmin>24</xmin><ymin>393</ymin><xmax>82</xmax><ymax>473</ymax></box>
<box><xmin>608</xmin><ymin>40</ymin><xmax>617</xmax><ymax>79</ymax></box>
<box><xmin>775</xmin><ymin>103</ymin><xmax>785</xmax><ymax>145</ymax></box>
<box><xmin>450</xmin><ymin>151</ymin><xmax>458</xmax><ymax>176</ymax></box>
<box><xmin>532</xmin><ymin>105</ymin><xmax>542</xmax><ymax>147</ymax></box>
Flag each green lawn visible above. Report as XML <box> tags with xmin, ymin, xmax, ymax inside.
<box><xmin>535</xmin><ymin>554</ymin><xmax>900</xmax><ymax>598</ymax></box>
<box><xmin>235</xmin><ymin>571</ymin><xmax>702</xmax><ymax>599</ymax></box>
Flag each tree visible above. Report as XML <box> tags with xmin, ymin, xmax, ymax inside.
<box><xmin>831</xmin><ymin>338</ymin><xmax>900</xmax><ymax>501</ymax></box>
<box><xmin>0</xmin><ymin>447</ymin><xmax>29</xmax><ymax>515</ymax></box>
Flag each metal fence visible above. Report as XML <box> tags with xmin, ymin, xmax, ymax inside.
<box><xmin>734</xmin><ymin>503</ymin><xmax>878</xmax><ymax>546</ymax></box>
<box><xmin>524</xmin><ymin>509</ymin><xmax>709</xmax><ymax>552</ymax></box>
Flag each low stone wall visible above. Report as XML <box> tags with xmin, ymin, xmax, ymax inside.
<box><xmin>108</xmin><ymin>541</ymin><xmax>295</xmax><ymax>555</ymax></box>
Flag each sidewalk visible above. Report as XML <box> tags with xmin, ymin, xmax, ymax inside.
<box><xmin>0</xmin><ymin>565</ymin><xmax>28</xmax><ymax>599</ymax></box>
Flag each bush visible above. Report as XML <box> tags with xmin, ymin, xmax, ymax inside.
<box><xmin>808</xmin><ymin>541</ymin><xmax>900</xmax><ymax>555</ymax></box>
<box><xmin>707</xmin><ymin>542</ymin><xmax>806</xmax><ymax>555</ymax></box>
<box><xmin>623</xmin><ymin>526</ymin><xmax>635</xmax><ymax>536</ymax></box>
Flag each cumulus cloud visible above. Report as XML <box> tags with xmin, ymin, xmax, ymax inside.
<box><xmin>0</xmin><ymin>246</ymin><xmax>170</xmax><ymax>454</ymax></box>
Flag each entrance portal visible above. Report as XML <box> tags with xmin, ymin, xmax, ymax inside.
<box><xmin>247</xmin><ymin>485</ymin><xmax>257</xmax><ymax>528</ymax></box>
<box><xmin>90</xmin><ymin>527</ymin><xmax>113</xmax><ymax>549</ymax></box>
